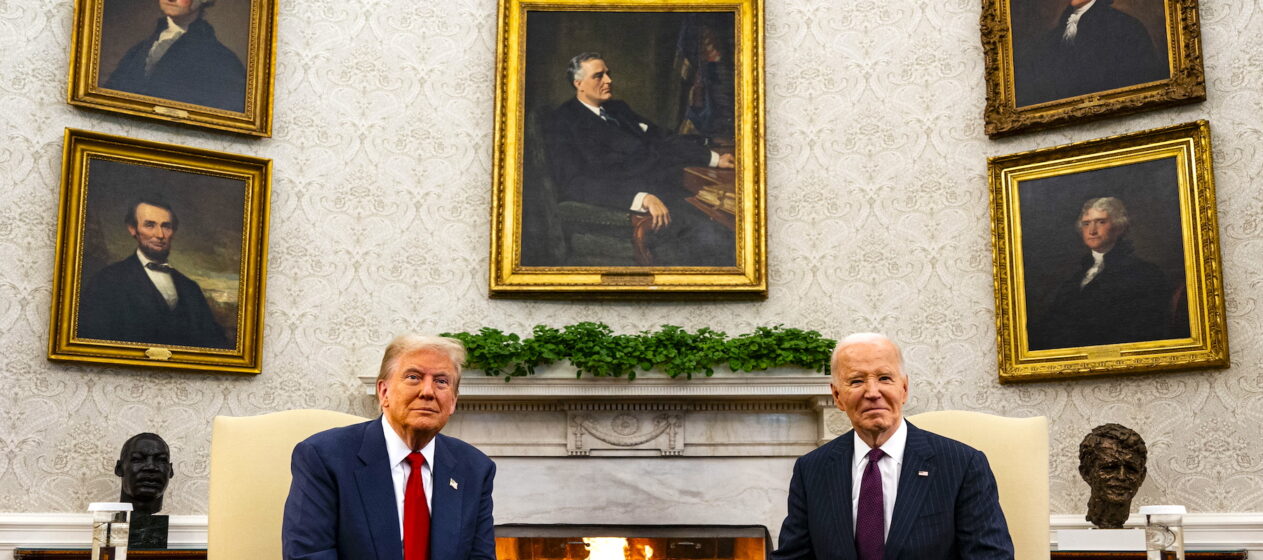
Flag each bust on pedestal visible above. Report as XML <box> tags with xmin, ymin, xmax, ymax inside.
<box><xmin>115</xmin><ymin>433</ymin><xmax>175</xmax><ymax>548</ymax></box>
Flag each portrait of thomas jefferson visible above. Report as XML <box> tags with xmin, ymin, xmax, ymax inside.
<box><xmin>75</xmin><ymin>158</ymin><xmax>245</xmax><ymax>349</ymax></box>
<box><xmin>98</xmin><ymin>0</ymin><xmax>249</xmax><ymax>112</ymax></box>
<box><xmin>1011</xmin><ymin>0</ymin><xmax>1169</xmax><ymax>107</ymax></box>
<box><xmin>1019</xmin><ymin>159</ymin><xmax>1190</xmax><ymax>352</ymax></box>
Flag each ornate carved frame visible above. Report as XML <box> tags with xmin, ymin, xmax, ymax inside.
<box><xmin>988</xmin><ymin>121</ymin><xmax>1228</xmax><ymax>382</ymax></box>
<box><xmin>48</xmin><ymin>129</ymin><xmax>272</xmax><ymax>373</ymax></box>
<box><xmin>488</xmin><ymin>0</ymin><xmax>767</xmax><ymax>298</ymax></box>
<box><xmin>66</xmin><ymin>0</ymin><xmax>278</xmax><ymax>136</ymax></box>
<box><xmin>981</xmin><ymin>0</ymin><xmax>1205</xmax><ymax>137</ymax></box>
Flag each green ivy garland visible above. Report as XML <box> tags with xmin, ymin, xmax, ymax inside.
<box><xmin>441</xmin><ymin>322</ymin><xmax>835</xmax><ymax>380</ymax></box>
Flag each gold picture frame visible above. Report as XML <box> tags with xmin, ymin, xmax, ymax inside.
<box><xmin>989</xmin><ymin>121</ymin><xmax>1227</xmax><ymax>383</ymax></box>
<box><xmin>489</xmin><ymin>0</ymin><xmax>766</xmax><ymax>298</ymax></box>
<box><xmin>67</xmin><ymin>0</ymin><xmax>278</xmax><ymax>136</ymax></box>
<box><xmin>49</xmin><ymin>129</ymin><xmax>272</xmax><ymax>373</ymax></box>
<box><xmin>982</xmin><ymin>0</ymin><xmax>1205</xmax><ymax>137</ymax></box>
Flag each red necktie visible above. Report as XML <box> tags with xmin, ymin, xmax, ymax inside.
<box><xmin>404</xmin><ymin>452</ymin><xmax>430</xmax><ymax>560</ymax></box>
<box><xmin>854</xmin><ymin>448</ymin><xmax>885</xmax><ymax>560</ymax></box>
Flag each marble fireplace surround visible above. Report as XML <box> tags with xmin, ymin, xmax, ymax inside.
<box><xmin>370</xmin><ymin>368</ymin><xmax>840</xmax><ymax>537</ymax></box>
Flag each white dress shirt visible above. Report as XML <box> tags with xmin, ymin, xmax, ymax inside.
<box><xmin>577</xmin><ymin>99</ymin><xmax>722</xmax><ymax>212</ymax></box>
<box><xmin>851</xmin><ymin>418</ymin><xmax>908</xmax><ymax>539</ymax></box>
<box><xmin>381</xmin><ymin>416</ymin><xmax>435</xmax><ymax>540</ymax></box>
<box><xmin>1062</xmin><ymin>0</ymin><xmax>1098</xmax><ymax>44</ymax></box>
<box><xmin>146</xmin><ymin>17</ymin><xmax>189</xmax><ymax>74</ymax></box>
<box><xmin>1080</xmin><ymin>250</ymin><xmax>1107</xmax><ymax>287</ymax></box>
<box><xmin>135</xmin><ymin>249</ymin><xmax>178</xmax><ymax>309</ymax></box>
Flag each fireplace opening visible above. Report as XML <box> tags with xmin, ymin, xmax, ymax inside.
<box><xmin>495</xmin><ymin>525</ymin><xmax>770</xmax><ymax>560</ymax></box>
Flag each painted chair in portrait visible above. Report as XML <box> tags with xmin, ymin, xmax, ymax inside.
<box><xmin>207</xmin><ymin>409</ymin><xmax>368</xmax><ymax>559</ymax></box>
<box><xmin>520</xmin><ymin>106</ymin><xmax>653</xmax><ymax>267</ymax></box>
<box><xmin>907</xmin><ymin>410</ymin><xmax>1050</xmax><ymax>560</ymax></box>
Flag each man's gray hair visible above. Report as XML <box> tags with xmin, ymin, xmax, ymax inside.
<box><xmin>830</xmin><ymin>332</ymin><xmax>908</xmax><ymax>381</ymax></box>
<box><xmin>567</xmin><ymin>52</ymin><xmax>603</xmax><ymax>83</ymax></box>
<box><xmin>375</xmin><ymin>334</ymin><xmax>467</xmax><ymax>387</ymax></box>
<box><xmin>1078</xmin><ymin>197</ymin><xmax>1130</xmax><ymax>231</ymax></box>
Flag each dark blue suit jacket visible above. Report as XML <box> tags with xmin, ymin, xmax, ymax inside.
<box><xmin>282</xmin><ymin>418</ymin><xmax>496</xmax><ymax>560</ymax></box>
<box><xmin>772</xmin><ymin>422</ymin><xmax>1013</xmax><ymax>560</ymax></box>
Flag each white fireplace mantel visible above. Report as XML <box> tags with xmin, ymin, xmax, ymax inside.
<box><xmin>401</xmin><ymin>366</ymin><xmax>850</xmax><ymax>458</ymax></box>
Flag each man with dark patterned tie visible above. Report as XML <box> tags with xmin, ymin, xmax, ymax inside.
<box><xmin>283</xmin><ymin>335</ymin><xmax>496</xmax><ymax>560</ymax></box>
<box><xmin>77</xmin><ymin>197</ymin><xmax>230</xmax><ymax>349</ymax></box>
<box><xmin>771</xmin><ymin>333</ymin><xmax>1014</xmax><ymax>560</ymax></box>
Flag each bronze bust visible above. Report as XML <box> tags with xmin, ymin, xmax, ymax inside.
<box><xmin>115</xmin><ymin>433</ymin><xmax>174</xmax><ymax>548</ymax></box>
<box><xmin>1078</xmin><ymin>423</ymin><xmax>1147</xmax><ymax>529</ymax></box>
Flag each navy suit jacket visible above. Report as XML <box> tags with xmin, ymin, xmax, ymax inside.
<box><xmin>282</xmin><ymin>418</ymin><xmax>496</xmax><ymax>560</ymax></box>
<box><xmin>772</xmin><ymin>422</ymin><xmax>1013</xmax><ymax>560</ymax></box>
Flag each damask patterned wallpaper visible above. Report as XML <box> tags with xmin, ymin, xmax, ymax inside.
<box><xmin>0</xmin><ymin>0</ymin><xmax>1260</xmax><ymax>517</ymax></box>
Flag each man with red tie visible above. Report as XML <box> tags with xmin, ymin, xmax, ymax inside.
<box><xmin>771</xmin><ymin>334</ymin><xmax>1013</xmax><ymax>560</ymax></box>
<box><xmin>283</xmin><ymin>335</ymin><xmax>496</xmax><ymax>560</ymax></box>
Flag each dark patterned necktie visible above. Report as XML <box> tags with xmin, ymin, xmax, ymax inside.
<box><xmin>855</xmin><ymin>447</ymin><xmax>886</xmax><ymax>560</ymax></box>
<box><xmin>145</xmin><ymin>262</ymin><xmax>174</xmax><ymax>273</ymax></box>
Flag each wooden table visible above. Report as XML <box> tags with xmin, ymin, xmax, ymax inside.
<box><xmin>14</xmin><ymin>549</ymin><xmax>207</xmax><ymax>559</ymax></box>
<box><xmin>1052</xmin><ymin>551</ymin><xmax>1247</xmax><ymax>559</ymax></box>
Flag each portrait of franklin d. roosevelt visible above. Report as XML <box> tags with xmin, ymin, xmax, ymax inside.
<box><xmin>1019</xmin><ymin>157</ymin><xmax>1191</xmax><ymax>351</ymax></box>
<box><xmin>518</xmin><ymin>11</ymin><xmax>739</xmax><ymax>267</ymax></box>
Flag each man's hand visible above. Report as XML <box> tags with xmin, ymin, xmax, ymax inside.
<box><xmin>642</xmin><ymin>194</ymin><xmax>671</xmax><ymax>231</ymax></box>
<box><xmin>717</xmin><ymin>153</ymin><xmax>736</xmax><ymax>169</ymax></box>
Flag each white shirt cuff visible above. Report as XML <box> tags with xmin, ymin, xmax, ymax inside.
<box><xmin>709</xmin><ymin>151</ymin><xmax>720</xmax><ymax>167</ymax></box>
<box><xmin>631</xmin><ymin>192</ymin><xmax>649</xmax><ymax>212</ymax></box>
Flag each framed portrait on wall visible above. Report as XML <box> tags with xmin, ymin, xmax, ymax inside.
<box><xmin>489</xmin><ymin>0</ymin><xmax>766</xmax><ymax>298</ymax></box>
<box><xmin>48</xmin><ymin>129</ymin><xmax>272</xmax><ymax>373</ymax></box>
<box><xmin>67</xmin><ymin>0</ymin><xmax>278</xmax><ymax>136</ymax></box>
<box><xmin>989</xmin><ymin>121</ymin><xmax>1227</xmax><ymax>382</ymax></box>
<box><xmin>982</xmin><ymin>0</ymin><xmax>1205</xmax><ymax>136</ymax></box>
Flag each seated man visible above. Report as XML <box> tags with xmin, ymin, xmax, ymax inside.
<box><xmin>544</xmin><ymin>52</ymin><xmax>735</xmax><ymax>266</ymax></box>
<box><xmin>282</xmin><ymin>335</ymin><xmax>495</xmax><ymax>560</ymax></box>
<box><xmin>772</xmin><ymin>333</ymin><xmax>1014</xmax><ymax>560</ymax></box>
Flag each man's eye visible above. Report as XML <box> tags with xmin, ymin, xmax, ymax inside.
<box><xmin>849</xmin><ymin>379</ymin><xmax>863</xmax><ymax>386</ymax></box>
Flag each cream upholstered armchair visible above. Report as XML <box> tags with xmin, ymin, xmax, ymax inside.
<box><xmin>207</xmin><ymin>409</ymin><xmax>369</xmax><ymax>559</ymax></box>
<box><xmin>907</xmin><ymin>411</ymin><xmax>1050</xmax><ymax>560</ymax></box>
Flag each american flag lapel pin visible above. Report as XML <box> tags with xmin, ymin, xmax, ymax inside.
<box><xmin>450</xmin><ymin>478</ymin><xmax>459</xmax><ymax>490</ymax></box>
<box><xmin>918</xmin><ymin>470</ymin><xmax>929</xmax><ymax>477</ymax></box>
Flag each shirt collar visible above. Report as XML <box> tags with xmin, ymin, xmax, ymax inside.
<box><xmin>578</xmin><ymin>98</ymin><xmax>604</xmax><ymax>116</ymax></box>
<box><xmin>135</xmin><ymin>248</ymin><xmax>166</xmax><ymax>267</ymax></box>
<box><xmin>381</xmin><ymin>415</ymin><xmax>436</xmax><ymax>469</ymax></box>
<box><xmin>1071</xmin><ymin>0</ymin><xmax>1097</xmax><ymax>17</ymax></box>
<box><xmin>851</xmin><ymin>418</ymin><xmax>908</xmax><ymax>467</ymax></box>
<box><xmin>1091</xmin><ymin>250</ymin><xmax>1107</xmax><ymax>263</ymax></box>
<box><xmin>164</xmin><ymin>16</ymin><xmax>189</xmax><ymax>34</ymax></box>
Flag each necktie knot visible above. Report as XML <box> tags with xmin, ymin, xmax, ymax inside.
<box><xmin>145</xmin><ymin>261</ymin><xmax>174</xmax><ymax>273</ymax></box>
<box><xmin>406</xmin><ymin>451</ymin><xmax>425</xmax><ymax>470</ymax></box>
<box><xmin>866</xmin><ymin>448</ymin><xmax>885</xmax><ymax>463</ymax></box>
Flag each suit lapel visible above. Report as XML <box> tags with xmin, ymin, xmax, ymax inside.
<box><xmin>430</xmin><ymin>434</ymin><xmax>466</xmax><ymax>560</ymax></box>
<box><xmin>122</xmin><ymin>255</ymin><xmax>171</xmax><ymax>314</ymax></box>
<box><xmin>356</xmin><ymin>418</ymin><xmax>404</xmax><ymax>560</ymax></box>
<box><xmin>884</xmin><ymin>423</ymin><xmax>934</xmax><ymax>559</ymax></box>
<box><xmin>824</xmin><ymin>434</ymin><xmax>858</xmax><ymax>560</ymax></box>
